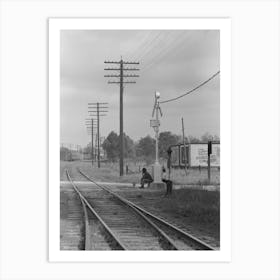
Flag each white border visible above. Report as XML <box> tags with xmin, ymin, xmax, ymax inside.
<box><xmin>49</xmin><ymin>18</ymin><xmax>231</xmax><ymax>262</ymax></box>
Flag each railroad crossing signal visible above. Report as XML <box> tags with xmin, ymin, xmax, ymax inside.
<box><xmin>151</xmin><ymin>91</ymin><xmax>163</xmax><ymax>184</ymax></box>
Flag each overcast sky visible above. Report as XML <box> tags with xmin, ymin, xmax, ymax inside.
<box><xmin>60</xmin><ymin>30</ymin><xmax>220</xmax><ymax>147</ymax></box>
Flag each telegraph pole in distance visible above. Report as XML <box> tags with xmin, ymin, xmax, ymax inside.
<box><xmin>91</xmin><ymin>119</ymin><xmax>94</xmax><ymax>166</ymax></box>
<box><xmin>85</xmin><ymin>117</ymin><xmax>97</xmax><ymax>166</ymax></box>
<box><xmin>88</xmin><ymin>102</ymin><xmax>108</xmax><ymax>168</ymax></box>
<box><xmin>104</xmin><ymin>59</ymin><xmax>139</xmax><ymax>176</ymax></box>
<box><xmin>95</xmin><ymin>133</ymin><xmax>98</xmax><ymax>161</ymax></box>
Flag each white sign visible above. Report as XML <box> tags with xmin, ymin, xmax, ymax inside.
<box><xmin>150</xmin><ymin>119</ymin><xmax>160</xmax><ymax>127</ymax></box>
<box><xmin>189</xmin><ymin>143</ymin><xmax>220</xmax><ymax>167</ymax></box>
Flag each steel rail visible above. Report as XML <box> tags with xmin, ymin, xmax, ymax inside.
<box><xmin>66</xmin><ymin>170</ymin><xmax>126</xmax><ymax>250</ymax></box>
<box><xmin>78</xmin><ymin>169</ymin><xmax>214</xmax><ymax>251</ymax></box>
<box><xmin>81</xmin><ymin>197</ymin><xmax>91</xmax><ymax>250</ymax></box>
<box><xmin>77</xmin><ymin>168</ymin><xmax>180</xmax><ymax>250</ymax></box>
<box><xmin>129</xmin><ymin>202</ymin><xmax>214</xmax><ymax>250</ymax></box>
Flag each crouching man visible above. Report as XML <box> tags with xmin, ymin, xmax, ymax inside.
<box><xmin>140</xmin><ymin>168</ymin><xmax>153</xmax><ymax>188</ymax></box>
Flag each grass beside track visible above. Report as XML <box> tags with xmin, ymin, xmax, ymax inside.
<box><xmin>119</xmin><ymin>187</ymin><xmax>220</xmax><ymax>246</ymax></box>
<box><xmin>60</xmin><ymin>160</ymin><xmax>220</xmax><ymax>185</ymax></box>
<box><xmin>60</xmin><ymin>161</ymin><xmax>140</xmax><ymax>183</ymax></box>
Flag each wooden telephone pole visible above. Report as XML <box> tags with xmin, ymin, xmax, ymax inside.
<box><xmin>181</xmin><ymin>117</ymin><xmax>188</xmax><ymax>174</ymax></box>
<box><xmin>88</xmin><ymin>102</ymin><xmax>108</xmax><ymax>168</ymax></box>
<box><xmin>85</xmin><ymin>118</ymin><xmax>97</xmax><ymax>166</ymax></box>
<box><xmin>104</xmin><ymin>59</ymin><xmax>139</xmax><ymax>176</ymax></box>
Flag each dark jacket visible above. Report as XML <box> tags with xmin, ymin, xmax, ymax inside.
<box><xmin>141</xmin><ymin>171</ymin><xmax>153</xmax><ymax>181</ymax></box>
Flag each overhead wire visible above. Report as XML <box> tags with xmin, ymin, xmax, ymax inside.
<box><xmin>121</xmin><ymin>30</ymin><xmax>155</xmax><ymax>60</ymax></box>
<box><xmin>131</xmin><ymin>31</ymin><xmax>169</xmax><ymax>63</ymax></box>
<box><xmin>121</xmin><ymin>31</ymin><xmax>193</xmax><ymax>75</ymax></box>
<box><xmin>140</xmin><ymin>31</ymin><xmax>193</xmax><ymax>74</ymax></box>
<box><xmin>120</xmin><ymin>31</ymin><xmax>164</xmax><ymax>62</ymax></box>
<box><xmin>140</xmin><ymin>32</ymin><xmax>179</xmax><ymax>72</ymax></box>
<box><xmin>135</xmin><ymin>31</ymin><xmax>173</xmax><ymax>63</ymax></box>
<box><xmin>159</xmin><ymin>71</ymin><xmax>220</xmax><ymax>104</ymax></box>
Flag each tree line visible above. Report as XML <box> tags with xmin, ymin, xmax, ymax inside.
<box><xmin>102</xmin><ymin>131</ymin><xmax>219</xmax><ymax>164</ymax></box>
<box><xmin>60</xmin><ymin>131</ymin><xmax>219</xmax><ymax>163</ymax></box>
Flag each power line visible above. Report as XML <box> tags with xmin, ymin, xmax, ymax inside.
<box><xmin>132</xmin><ymin>31</ymin><xmax>167</xmax><ymax>62</ymax></box>
<box><xmin>122</xmin><ymin>31</ymin><xmax>162</xmax><ymax>62</ymax></box>
<box><xmin>160</xmin><ymin>71</ymin><xmax>220</xmax><ymax>104</ymax></box>
<box><xmin>123</xmin><ymin>30</ymin><xmax>156</xmax><ymax>60</ymax></box>
<box><xmin>131</xmin><ymin>31</ymin><xmax>189</xmax><ymax>75</ymax></box>
<box><xmin>140</xmin><ymin>32</ymin><xmax>193</xmax><ymax>74</ymax></box>
<box><xmin>139</xmin><ymin>31</ymin><xmax>182</xmax><ymax>71</ymax></box>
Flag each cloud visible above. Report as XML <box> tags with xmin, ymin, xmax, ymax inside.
<box><xmin>60</xmin><ymin>30</ymin><xmax>220</xmax><ymax>145</ymax></box>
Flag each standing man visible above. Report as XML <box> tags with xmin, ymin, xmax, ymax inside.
<box><xmin>162</xmin><ymin>167</ymin><xmax>173</xmax><ymax>196</ymax></box>
<box><xmin>140</xmin><ymin>168</ymin><xmax>153</xmax><ymax>188</ymax></box>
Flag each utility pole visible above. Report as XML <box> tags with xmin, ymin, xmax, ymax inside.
<box><xmin>181</xmin><ymin>117</ymin><xmax>188</xmax><ymax>174</ymax></box>
<box><xmin>88</xmin><ymin>102</ymin><xmax>108</xmax><ymax>168</ymax></box>
<box><xmin>104</xmin><ymin>59</ymin><xmax>140</xmax><ymax>176</ymax></box>
<box><xmin>97</xmin><ymin>103</ymin><xmax>100</xmax><ymax>167</ymax></box>
<box><xmin>91</xmin><ymin>119</ymin><xmax>94</xmax><ymax>166</ymax></box>
<box><xmin>208</xmin><ymin>141</ymin><xmax>212</xmax><ymax>184</ymax></box>
<box><xmin>95</xmin><ymin>133</ymin><xmax>98</xmax><ymax>161</ymax></box>
<box><xmin>85</xmin><ymin>118</ymin><xmax>97</xmax><ymax>166</ymax></box>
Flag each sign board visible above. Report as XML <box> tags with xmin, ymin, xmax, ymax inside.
<box><xmin>180</xmin><ymin>145</ymin><xmax>189</xmax><ymax>165</ymax></box>
<box><xmin>150</xmin><ymin>119</ymin><xmax>160</xmax><ymax>127</ymax></box>
<box><xmin>170</xmin><ymin>145</ymin><xmax>180</xmax><ymax>165</ymax></box>
<box><xmin>189</xmin><ymin>143</ymin><xmax>220</xmax><ymax>167</ymax></box>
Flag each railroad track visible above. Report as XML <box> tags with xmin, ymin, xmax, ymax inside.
<box><xmin>60</xmin><ymin>184</ymin><xmax>85</xmax><ymax>250</ymax></box>
<box><xmin>66</xmin><ymin>170</ymin><xmax>125</xmax><ymax>250</ymax></box>
<box><xmin>65</xmin><ymin>168</ymin><xmax>215</xmax><ymax>251</ymax></box>
<box><xmin>66</xmin><ymin>169</ymin><xmax>180</xmax><ymax>250</ymax></box>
